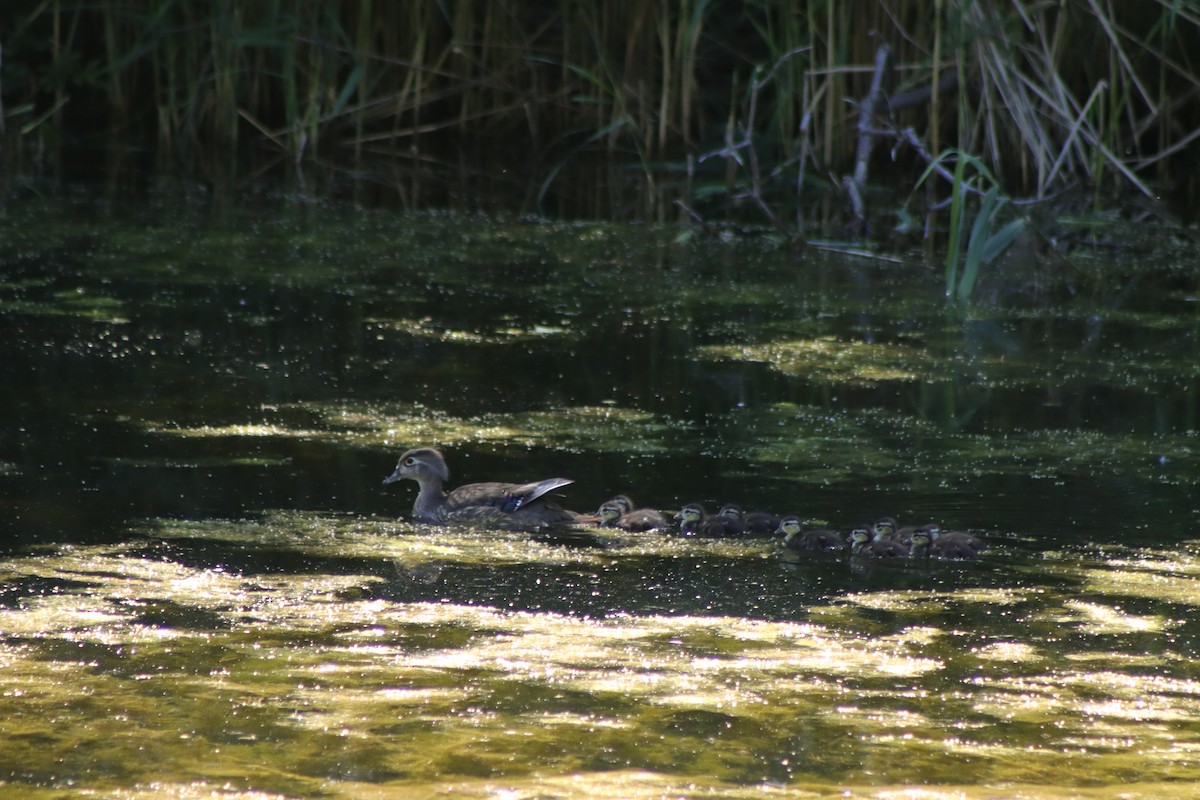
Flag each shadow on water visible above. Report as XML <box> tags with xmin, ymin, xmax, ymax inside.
<box><xmin>1</xmin><ymin>182</ymin><xmax>1199</xmax><ymax>798</ymax></box>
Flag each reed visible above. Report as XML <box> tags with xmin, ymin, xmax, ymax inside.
<box><xmin>1</xmin><ymin>0</ymin><xmax>1197</xmax><ymax>222</ymax></box>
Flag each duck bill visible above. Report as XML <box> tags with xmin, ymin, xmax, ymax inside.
<box><xmin>382</xmin><ymin>469</ymin><xmax>402</xmax><ymax>485</ymax></box>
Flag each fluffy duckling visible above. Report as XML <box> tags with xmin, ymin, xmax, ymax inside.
<box><xmin>715</xmin><ymin>504</ymin><xmax>749</xmax><ymax>536</ymax></box>
<box><xmin>875</xmin><ymin>517</ymin><xmax>941</xmax><ymax>548</ymax></box>
<box><xmin>909</xmin><ymin>526</ymin><xmax>985</xmax><ymax>559</ymax></box>
<box><xmin>871</xmin><ymin>517</ymin><xmax>899</xmax><ymax>542</ymax></box>
<box><xmin>597</xmin><ymin>497</ymin><xmax>669</xmax><ymax>532</ymax></box>
<box><xmin>732</xmin><ymin>505</ymin><xmax>781</xmax><ymax>537</ymax></box>
<box><xmin>907</xmin><ymin>527</ymin><xmax>934</xmax><ymax>559</ymax></box>
<box><xmin>675</xmin><ymin>503</ymin><xmax>739</xmax><ymax>537</ymax></box>
<box><xmin>383</xmin><ymin>447</ymin><xmax>585</xmax><ymax>529</ymax></box>
<box><xmin>897</xmin><ymin>523</ymin><xmax>943</xmax><ymax>548</ymax></box>
<box><xmin>777</xmin><ymin>516</ymin><xmax>845</xmax><ymax>552</ymax></box>
<box><xmin>604</xmin><ymin>494</ymin><xmax>635</xmax><ymax>516</ymax></box>
<box><xmin>717</xmin><ymin>504</ymin><xmax>780</xmax><ymax>537</ymax></box>
<box><xmin>929</xmin><ymin>525</ymin><xmax>986</xmax><ymax>558</ymax></box>
<box><xmin>850</xmin><ymin>526</ymin><xmax>909</xmax><ymax>558</ymax></box>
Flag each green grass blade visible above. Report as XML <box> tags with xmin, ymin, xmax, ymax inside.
<box><xmin>979</xmin><ymin>218</ymin><xmax>1026</xmax><ymax>263</ymax></box>
<box><xmin>958</xmin><ymin>186</ymin><xmax>999</xmax><ymax>302</ymax></box>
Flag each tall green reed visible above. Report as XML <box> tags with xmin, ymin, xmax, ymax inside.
<box><xmin>2</xmin><ymin>0</ymin><xmax>1197</xmax><ymax>225</ymax></box>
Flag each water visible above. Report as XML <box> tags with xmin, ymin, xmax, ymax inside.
<box><xmin>1</xmin><ymin>184</ymin><xmax>1199</xmax><ymax>798</ymax></box>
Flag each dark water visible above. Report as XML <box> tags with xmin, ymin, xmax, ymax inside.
<box><xmin>2</xmin><ymin>184</ymin><xmax>1200</xmax><ymax>798</ymax></box>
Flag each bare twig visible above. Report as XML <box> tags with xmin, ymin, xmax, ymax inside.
<box><xmin>845</xmin><ymin>43</ymin><xmax>892</xmax><ymax>232</ymax></box>
<box><xmin>696</xmin><ymin>46</ymin><xmax>810</xmax><ymax>236</ymax></box>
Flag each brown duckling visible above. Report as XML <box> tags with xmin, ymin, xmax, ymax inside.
<box><xmin>929</xmin><ymin>526</ymin><xmax>986</xmax><ymax>558</ymax></box>
<box><xmin>675</xmin><ymin>503</ymin><xmax>739</xmax><ymax>537</ymax></box>
<box><xmin>715</xmin><ymin>504</ymin><xmax>749</xmax><ymax>536</ymax></box>
<box><xmin>871</xmin><ymin>517</ymin><xmax>899</xmax><ymax>542</ymax></box>
<box><xmin>604</xmin><ymin>494</ymin><xmax>635</xmax><ymax>516</ymax></box>
<box><xmin>874</xmin><ymin>517</ymin><xmax>939</xmax><ymax>548</ymax></box>
<box><xmin>850</xmin><ymin>526</ymin><xmax>909</xmax><ymax>558</ymax></box>
<box><xmin>777</xmin><ymin>516</ymin><xmax>845</xmax><ymax>552</ymax></box>
<box><xmin>382</xmin><ymin>447</ymin><xmax>584</xmax><ymax>529</ymax></box>
<box><xmin>597</xmin><ymin>497</ymin><xmax>669</xmax><ymax>532</ymax></box>
<box><xmin>897</xmin><ymin>523</ymin><xmax>942</xmax><ymax>548</ymax></box>
<box><xmin>719</xmin><ymin>504</ymin><xmax>780</xmax><ymax>537</ymax></box>
<box><xmin>907</xmin><ymin>527</ymin><xmax>934</xmax><ymax>559</ymax></box>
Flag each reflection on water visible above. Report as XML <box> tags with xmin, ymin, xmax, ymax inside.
<box><xmin>1</xmin><ymin>185</ymin><xmax>1199</xmax><ymax>797</ymax></box>
<box><xmin>3</xmin><ymin>518</ymin><xmax>1200</xmax><ymax>798</ymax></box>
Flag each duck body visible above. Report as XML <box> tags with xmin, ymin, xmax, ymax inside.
<box><xmin>383</xmin><ymin>447</ymin><xmax>582</xmax><ymax>529</ymax></box>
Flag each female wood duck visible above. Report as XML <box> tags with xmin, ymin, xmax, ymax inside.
<box><xmin>597</xmin><ymin>496</ymin><xmax>669</xmax><ymax>532</ymax></box>
<box><xmin>382</xmin><ymin>447</ymin><xmax>584</xmax><ymax>529</ymax></box>
<box><xmin>777</xmin><ymin>516</ymin><xmax>845</xmax><ymax>552</ymax></box>
<box><xmin>675</xmin><ymin>503</ymin><xmax>740</xmax><ymax>537</ymax></box>
<box><xmin>850</xmin><ymin>526</ymin><xmax>908</xmax><ymax>558</ymax></box>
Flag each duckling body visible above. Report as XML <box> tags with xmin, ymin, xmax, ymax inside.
<box><xmin>597</xmin><ymin>497</ymin><xmax>669</xmax><ymax>532</ymax></box>
<box><xmin>383</xmin><ymin>447</ymin><xmax>583</xmax><ymax>529</ymax></box>
<box><xmin>743</xmin><ymin>509</ymin><xmax>782</xmax><ymax>537</ymax></box>
<box><xmin>930</xmin><ymin>528</ymin><xmax>986</xmax><ymax>558</ymax></box>
<box><xmin>777</xmin><ymin>516</ymin><xmax>846</xmax><ymax>552</ymax></box>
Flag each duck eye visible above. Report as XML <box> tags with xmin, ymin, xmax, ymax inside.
<box><xmin>403</xmin><ymin>457</ymin><xmax>415</xmax><ymax>466</ymax></box>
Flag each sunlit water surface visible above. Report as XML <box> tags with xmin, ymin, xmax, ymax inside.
<box><xmin>1</xmin><ymin>185</ymin><xmax>1199</xmax><ymax>798</ymax></box>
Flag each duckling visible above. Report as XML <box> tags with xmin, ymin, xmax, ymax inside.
<box><xmin>894</xmin><ymin>522</ymin><xmax>939</xmax><ymax>547</ymax></box>
<box><xmin>715</xmin><ymin>504</ymin><xmax>749</xmax><ymax>537</ymax></box>
<box><xmin>777</xmin><ymin>516</ymin><xmax>845</xmax><ymax>552</ymax></box>
<box><xmin>604</xmin><ymin>494</ymin><xmax>635</xmax><ymax>516</ymax></box>
<box><xmin>874</xmin><ymin>517</ymin><xmax>940</xmax><ymax>547</ymax></box>
<box><xmin>675</xmin><ymin>503</ymin><xmax>738</xmax><ymax>537</ymax></box>
<box><xmin>597</xmin><ymin>497</ymin><xmax>669</xmax><ymax>532</ymax></box>
<box><xmin>850</xmin><ymin>526</ymin><xmax>909</xmax><ymax>558</ymax></box>
<box><xmin>741</xmin><ymin>507</ymin><xmax>782</xmax><ymax>537</ymax></box>
<box><xmin>871</xmin><ymin>517</ymin><xmax>899</xmax><ymax>542</ymax></box>
<box><xmin>907</xmin><ymin>527</ymin><xmax>934</xmax><ymax>559</ymax></box>
<box><xmin>928</xmin><ymin>526</ymin><xmax>986</xmax><ymax>558</ymax></box>
<box><xmin>382</xmin><ymin>447</ymin><xmax>584</xmax><ymax>529</ymax></box>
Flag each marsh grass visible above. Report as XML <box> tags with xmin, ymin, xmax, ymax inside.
<box><xmin>3</xmin><ymin>1</ymin><xmax>1198</xmax><ymax>224</ymax></box>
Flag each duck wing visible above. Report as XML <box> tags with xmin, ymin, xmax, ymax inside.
<box><xmin>444</xmin><ymin>478</ymin><xmax>575</xmax><ymax>514</ymax></box>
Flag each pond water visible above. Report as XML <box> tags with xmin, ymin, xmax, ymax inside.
<box><xmin>1</xmin><ymin>183</ymin><xmax>1199</xmax><ymax>799</ymax></box>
